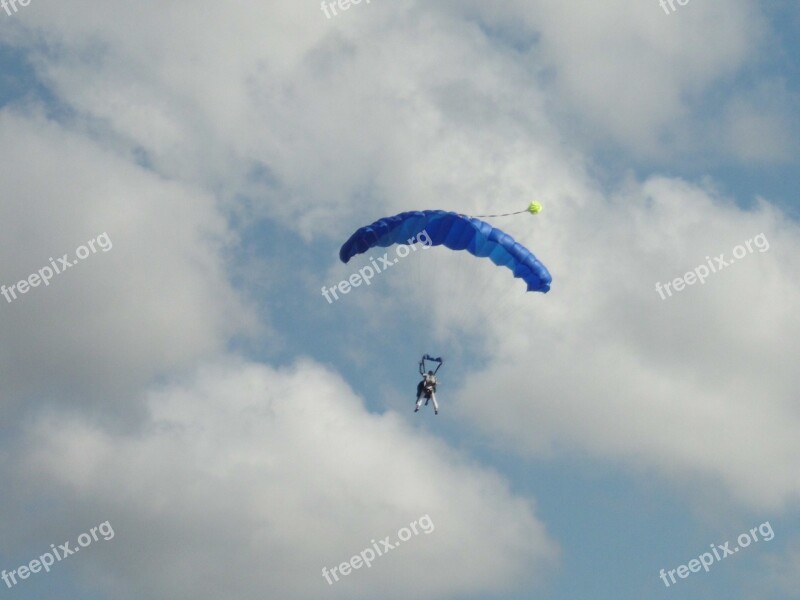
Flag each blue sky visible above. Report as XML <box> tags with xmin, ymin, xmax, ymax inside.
<box><xmin>1</xmin><ymin>2</ymin><xmax>799</xmax><ymax>599</ymax></box>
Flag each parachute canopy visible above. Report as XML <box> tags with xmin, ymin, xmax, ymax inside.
<box><xmin>339</xmin><ymin>210</ymin><xmax>552</xmax><ymax>292</ymax></box>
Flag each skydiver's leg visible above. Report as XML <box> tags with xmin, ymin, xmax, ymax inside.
<box><xmin>430</xmin><ymin>393</ymin><xmax>439</xmax><ymax>414</ymax></box>
<box><xmin>415</xmin><ymin>381</ymin><xmax>426</xmax><ymax>411</ymax></box>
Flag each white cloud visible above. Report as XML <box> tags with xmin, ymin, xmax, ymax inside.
<box><xmin>3</xmin><ymin>358</ymin><xmax>556</xmax><ymax>600</ymax></box>
<box><xmin>528</xmin><ymin>0</ymin><xmax>769</xmax><ymax>158</ymax></box>
<box><xmin>6</xmin><ymin>0</ymin><xmax>566</xmax><ymax>240</ymax></box>
<box><xmin>0</xmin><ymin>110</ymin><xmax>256</xmax><ymax>413</ymax></box>
<box><xmin>439</xmin><ymin>0</ymin><xmax>792</xmax><ymax>164</ymax></box>
<box><xmin>451</xmin><ymin>175</ymin><xmax>800</xmax><ymax>511</ymax></box>
<box><xmin>0</xmin><ymin>1</ymin><xmax>800</xmax><ymax>597</ymax></box>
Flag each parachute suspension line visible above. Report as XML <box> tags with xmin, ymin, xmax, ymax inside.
<box><xmin>467</xmin><ymin>201</ymin><xmax>542</xmax><ymax>219</ymax></box>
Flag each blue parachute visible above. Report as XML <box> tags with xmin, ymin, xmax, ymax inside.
<box><xmin>339</xmin><ymin>210</ymin><xmax>552</xmax><ymax>292</ymax></box>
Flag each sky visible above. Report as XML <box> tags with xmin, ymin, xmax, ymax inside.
<box><xmin>1</xmin><ymin>1</ymin><xmax>799</xmax><ymax>599</ymax></box>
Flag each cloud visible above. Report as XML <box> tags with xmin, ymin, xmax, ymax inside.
<box><xmin>2</xmin><ymin>358</ymin><xmax>556</xmax><ymax>600</ymax></box>
<box><xmin>527</xmin><ymin>0</ymin><xmax>770</xmax><ymax>159</ymax></box>
<box><xmin>3</xmin><ymin>0</ymin><xmax>566</xmax><ymax>241</ymax></box>
<box><xmin>450</xmin><ymin>175</ymin><xmax>800</xmax><ymax>511</ymax></box>
<box><xmin>439</xmin><ymin>0</ymin><xmax>796</xmax><ymax>166</ymax></box>
<box><xmin>0</xmin><ymin>110</ymin><xmax>256</xmax><ymax>416</ymax></box>
<box><xmin>0</xmin><ymin>0</ymin><xmax>800</xmax><ymax>598</ymax></box>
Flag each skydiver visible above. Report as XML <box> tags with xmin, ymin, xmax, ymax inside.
<box><xmin>415</xmin><ymin>370</ymin><xmax>438</xmax><ymax>414</ymax></box>
<box><xmin>415</xmin><ymin>355</ymin><xmax>442</xmax><ymax>415</ymax></box>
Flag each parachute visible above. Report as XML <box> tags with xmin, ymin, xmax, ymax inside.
<box><xmin>339</xmin><ymin>210</ymin><xmax>552</xmax><ymax>292</ymax></box>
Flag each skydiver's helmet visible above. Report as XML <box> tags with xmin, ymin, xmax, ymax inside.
<box><xmin>428</xmin><ymin>371</ymin><xmax>434</xmax><ymax>376</ymax></box>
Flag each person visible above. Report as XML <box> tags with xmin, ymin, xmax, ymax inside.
<box><xmin>414</xmin><ymin>355</ymin><xmax>442</xmax><ymax>415</ymax></box>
